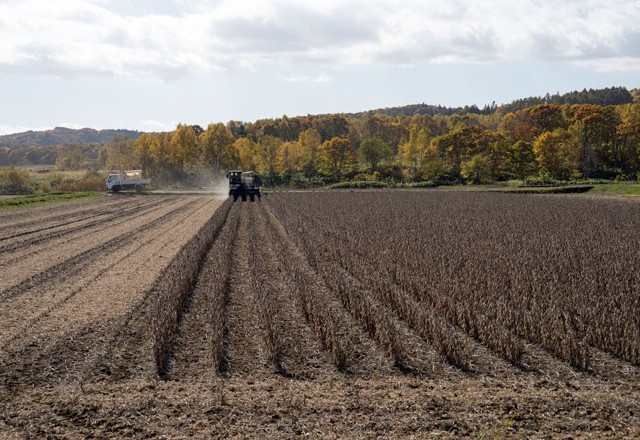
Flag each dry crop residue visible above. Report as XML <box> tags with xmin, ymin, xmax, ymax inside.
<box><xmin>1</xmin><ymin>191</ymin><xmax>639</xmax><ymax>439</ymax></box>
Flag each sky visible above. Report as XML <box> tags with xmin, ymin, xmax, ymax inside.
<box><xmin>0</xmin><ymin>0</ymin><xmax>639</xmax><ymax>135</ymax></box>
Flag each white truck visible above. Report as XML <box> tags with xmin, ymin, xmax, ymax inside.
<box><xmin>106</xmin><ymin>170</ymin><xmax>150</xmax><ymax>193</ymax></box>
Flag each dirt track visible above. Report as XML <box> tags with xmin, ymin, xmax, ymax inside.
<box><xmin>1</xmin><ymin>193</ymin><xmax>639</xmax><ymax>438</ymax></box>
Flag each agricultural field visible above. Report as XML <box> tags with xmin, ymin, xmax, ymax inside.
<box><xmin>1</xmin><ymin>191</ymin><xmax>639</xmax><ymax>438</ymax></box>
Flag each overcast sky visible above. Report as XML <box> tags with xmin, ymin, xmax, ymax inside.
<box><xmin>1</xmin><ymin>0</ymin><xmax>639</xmax><ymax>134</ymax></box>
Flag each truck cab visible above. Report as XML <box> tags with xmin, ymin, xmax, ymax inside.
<box><xmin>106</xmin><ymin>174</ymin><xmax>124</xmax><ymax>192</ymax></box>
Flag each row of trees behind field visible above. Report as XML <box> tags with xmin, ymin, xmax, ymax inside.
<box><xmin>3</xmin><ymin>87</ymin><xmax>639</xmax><ymax>186</ymax></box>
<box><xmin>99</xmin><ymin>100</ymin><xmax>640</xmax><ymax>185</ymax></box>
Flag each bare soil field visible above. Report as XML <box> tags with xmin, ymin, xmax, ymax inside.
<box><xmin>1</xmin><ymin>191</ymin><xmax>639</xmax><ymax>439</ymax></box>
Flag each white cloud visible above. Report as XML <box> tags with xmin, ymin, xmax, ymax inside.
<box><xmin>140</xmin><ymin>119</ymin><xmax>180</xmax><ymax>132</ymax></box>
<box><xmin>280</xmin><ymin>73</ymin><xmax>331</xmax><ymax>83</ymax></box>
<box><xmin>0</xmin><ymin>122</ymin><xmax>87</xmax><ymax>135</ymax></box>
<box><xmin>0</xmin><ymin>124</ymin><xmax>45</xmax><ymax>135</ymax></box>
<box><xmin>0</xmin><ymin>0</ymin><xmax>639</xmax><ymax>80</ymax></box>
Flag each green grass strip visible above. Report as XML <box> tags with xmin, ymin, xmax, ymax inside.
<box><xmin>588</xmin><ymin>184</ymin><xmax>640</xmax><ymax>197</ymax></box>
<box><xmin>0</xmin><ymin>192</ymin><xmax>103</xmax><ymax>210</ymax></box>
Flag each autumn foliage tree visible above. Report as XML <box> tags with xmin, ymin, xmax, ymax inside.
<box><xmin>320</xmin><ymin>137</ymin><xmax>356</xmax><ymax>180</ymax></box>
<box><xmin>199</xmin><ymin>123</ymin><xmax>236</xmax><ymax>174</ymax></box>
<box><xmin>87</xmin><ymin>87</ymin><xmax>640</xmax><ymax>188</ymax></box>
<box><xmin>533</xmin><ymin>129</ymin><xmax>581</xmax><ymax>179</ymax></box>
<box><xmin>234</xmin><ymin>137</ymin><xmax>258</xmax><ymax>172</ymax></box>
<box><xmin>358</xmin><ymin>138</ymin><xmax>393</xmax><ymax>172</ymax></box>
<box><xmin>298</xmin><ymin>128</ymin><xmax>322</xmax><ymax>177</ymax></box>
<box><xmin>255</xmin><ymin>135</ymin><xmax>283</xmax><ymax>176</ymax></box>
<box><xmin>170</xmin><ymin>124</ymin><xmax>198</xmax><ymax>173</ymax></box>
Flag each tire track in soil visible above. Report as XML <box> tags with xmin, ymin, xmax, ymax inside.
<box><xmin>0</xmin><ymin>197</ymin><xmax>185</xmax><ymax>295</ymax></box>
<box><xmin>0</xmin><ymin>197</ymin><xmax>135</xmax><ymax>241</ymax></box>
<box><xmin>263</xmin><ymin>202</ymin><xmax>393</xmax><ymax>376</ymax></box>
<box><xmin>0</xmin><ymin>197</ymin><xmax>223</xmax><ymax>390</ymax></box>
<box><xmin>0</xmin><ymin>197</ymin><xmax>173</xmax><ymax>266</ymax></box>
<box><xmin>0</xmin><ymin>197</ymin><xmax>205</xmax><ymax>349</ymax></box>
<box><xmin>0</xmin><ymin>196</ymin><xmax>125</xmax><ymax>227</ymax></box>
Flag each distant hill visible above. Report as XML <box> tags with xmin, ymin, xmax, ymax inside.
<box><xmin>347</xmin><ymin>86</ymin><xmax>635</xmax><ymax>118</ymax></box>
<box><xmin>0</xmin><ymin>127</ymin><xmax>142</xmax><ymax>148</ymax></box>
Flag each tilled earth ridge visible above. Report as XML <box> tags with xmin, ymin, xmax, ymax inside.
<box><xmin>0</xmin><ymin>193</ymin><xmax>638</xmax><ymax>439</ymax></box>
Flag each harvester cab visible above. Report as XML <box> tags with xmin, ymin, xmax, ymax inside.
<box><xmin>226</xmin><ymin>170</ymin><xmax>261</xmax><ymax>202</ymax></box>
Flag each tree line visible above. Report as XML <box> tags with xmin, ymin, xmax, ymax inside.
<box><xmin>2</xmin><ymin>87</ymin><xmax>639</xmax><ymax>186</ymax></box>
<box><xmin>97</xmin><ymin>101</ymin><xmax>640</xmax><ymax>186</ymax></box>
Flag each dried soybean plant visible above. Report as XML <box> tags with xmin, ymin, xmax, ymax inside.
<box><xmin>267</xmin><ymin>191</ymin><xmax>640</xmax><ymax>371</ymax></box>
<box><xmin>151</xmin><ymin>199</ymin><xmax>233</xmax><ymax>377</ymax></box>
<box><xmin>244</xmin><ymin>205</ymin><xmax>285</xmax><ymax>372</ymax></box>
<box><xmin>195</xmin><ymin>205</ymin><xmax>240</xmax><ymax>373</ymax></box>
<box><xmin>260</xmin><ymin>204</ymin><xmax>349</xmax><ymax>370</ymax></box>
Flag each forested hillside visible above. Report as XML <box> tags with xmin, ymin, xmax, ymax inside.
<box><xmin>0</xmin><ymin>127</ymin><xmax>141</xmax><ymax>147</ymax></box>
<box><xmin>347</xmin><ymin>86</ymin><xmax>636</xmax><ymax>117</ymax></box>
<box><xmin>100</xmin><ymin>87</ymin><xmax>640</xmax><ymax>185</ymax></box>
<box><xmin>2</xmin><ymin>87</ymin><xmax>639</xmax><ymax>185</ymax></box>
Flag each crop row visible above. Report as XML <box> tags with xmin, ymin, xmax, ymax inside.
<box><xmin>151</xmin><ymin>198</ymin><xmax>233</xmax><ymax>377</ymax></box>
<box><xmin>266</xmin><ymin>191</ymin><xmax>640</xmax><ymax>370</ymax></box>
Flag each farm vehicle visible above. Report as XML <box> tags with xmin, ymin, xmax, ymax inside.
<box><xmin>227</xmin><ymin>170</ymin><xmax>261</xmax><ymax>201</ymax></box>
<box><xmin>106</xmin><ymin>170</ymin><xmax>150</xmax><ymax>193</ymax></box>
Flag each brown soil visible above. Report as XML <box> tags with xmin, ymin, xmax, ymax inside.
<box><xmin>0</xmin><ymin>194</ymin><xmax>639</xmax><ymax>439</ymax></box>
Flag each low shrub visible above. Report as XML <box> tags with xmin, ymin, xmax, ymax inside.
<box><xmin>328</xmin><ymin>180</ymin><xmax>388</xmax><ymax>189</ymax></box>
<box><xmin>0</xmin><ymin>168</ymin><xmax>34</xmax><ymax>195</ymax></box>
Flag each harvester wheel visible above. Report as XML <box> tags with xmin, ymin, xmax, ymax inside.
<box><xmin>233</xmin><ymin>194</ymin><xmax>239</xmax><ymax>201</ymax></box>
<box><xmin>250</xmin><ymin>195</ymin><xmax>255</xmax><ymax>202</ymax></box>
<box><xmin>241</xmin><ymin>194</ymin><xmax>247</xmax><ymax>201</ymax></box>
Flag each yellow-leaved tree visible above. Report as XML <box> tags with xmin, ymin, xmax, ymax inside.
<box><xmin>199</xmin><ymin>123</ymin><xmax>236</xmax><ymax>174</ymax></box>
<box><xmin>255</xmin><ymin>135</ymin><xmax>282</xmax><ymax>175</ymax></box>
<box><xmin>298</xmin><ymin>128</ymin><xmax>322</xmax><ymax>177</ymax></box>
<box><xmin>320</xmin><ymin>137</ymin><xmax>356</xmax><ymax>180</ymax></box>
<box><xmin>170</xmin><ymin>124</ymin><xmax>198</xmax><ymax>172</ymax></box>
<box><xmin>234</xmin><ymin>137</ymin><xmax>257</xmax><ymax>171</ymax></box>
<box><xmin>533</xmin><ymin>129</ymin><xmax>581</xmax><ymax>180</ymax></box>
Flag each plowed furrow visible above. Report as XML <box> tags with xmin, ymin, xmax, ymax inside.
<box><xmin>0</xmin><ymin>197</ymin><xmax>135</xmax><ymax>240</ymax></box>
<box><xmin>0</xmin><ymin>198</ymin><xmax>209</xmax><ymax>351</ymax></box>
<box><xmin>0</xmin><ymin>196</ymin><xmax>123</xmax><ymax>226</ymax></box>
<box><xmin>0</xmin><ymin>197</ymin><xmax>223</xmax><ymax>389</ymax></box>
<box><xmin>0</xmin><ymin>197</ymin><xmax>196</xmax><ymax>300</ymax></box>
<box><xmin>77</xmin><ymin>199</ymin><xmax>227</xmax><ymax>383</ymax></box>
<box><xmin>0</xmin><ymin>197</ymin><xmax>172</xmax><ymax>257</ymax></box>
<box><xmin>0</xmin><ymin>196</ymin><xmax>183</xmax><ymax>289</ymax></box>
